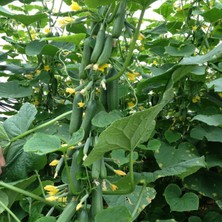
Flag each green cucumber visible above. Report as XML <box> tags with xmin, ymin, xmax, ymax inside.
<box><xmin>69</xmin><ymin>93</ymin><xmax>84</xmax><ymax>135</ymax></box>
<box><xmin>78</xmin><ymin>208</ymin><xmax>90</xmax><ymax>222</ymax></box>
<box><xmin>79</xmin><ymin>37</ymin><xmax>94</xmax><ymax>79</ymax></box>
<box><xmin>56</xmin><ymin>200</ymin><xmax>77</xmax><ymax>222</ymax></box>
<box><xmin>91</xmin><ymin>183</ymin><xmax>103</xmax><ymax>219</ymax></box>
<box><xmin>106</xmin><ymin>68</ymin><xmax>119</xmax><ymax>111</ymax></box>
<box><xmin>112</xmin><ymin>0</ymin><xmax>127</xmax><ymax>38</ymax></box>
<box><xmin>100</xmin><ymin>157</ymin><xmax>107</xmax><ymax>179</ymax></box>
<box><xmin>70</xmin><ymin>150</ymin><xmax>82</xmax><ymax>194</ymax></box>
<box><xmin>91</xmin><ymin>159</ymin><xmax>101</xmax><ymax>179</ymax></box>
<box><xmin>97</xmin><ymin>35</ymin><xmax>113</xmax><ymax>65</ymax></box>
<box><xmin>80</xmin><ymin>99</ymin><xmax>97</xmax><ymax>139</ymax></box>
<box><xmin>90</xmin><ymin>25</ymin><xmax>106</xmax><ymax>63</ymax></box>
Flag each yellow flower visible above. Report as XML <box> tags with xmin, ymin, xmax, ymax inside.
<box><xmin>138</xmin><ymin>33</ymin><xmax>145</xmax><ymax>41</ymax></box>
<box><xmin>44</xmin><ymin>185</ymin><xmax>59</xmax><ymax>196</ymax></box>
<box><xmin>76</xmin><ymin>202</ymin><xmax>83</xmax><ymax>211</ymax></box>
<box><xmin>44</xmin><ymin>26</ymin><xmax>51</xmax><ymax>34</ymax></box>
<box><xmin>70</xmin><ymin>1</ymin><xmax>81</xmax><ymax>11</ymax></box>
<box><xmin>66</xmin><ymin>87</ymin><xmax>75</xmax><ymax>95</ymax></box>
<box><xmin>57</xmin><ymin>17</ymin><xmax>74</xmax><ymax>28</ymax></box>
<box><xmin>218</xmin><ymin>92</ymin><xmax>222</xmax><ymax>98</ymax></box>
<box><xmin>110</xmin><ymin>184</ymin><xmax>118</xmax><ymax>191</ymax></box>
<box><xmin>49</xmin><ymin>159</ymin><xmax>59</xmax><ymax>166</ymax></box>
<box><xmin>127</xmin><ymin>72</ymin><xmax>140</xmax><ymax>81</ymax></box>
<box><xmin>26</xmin><ymin>74</ymin><xmax>33</xmax><ymax>80</ymax></box>
<box><xmin>127</xmin><ymin>73</ymin><xmax>136</xmax><ymax>81</ymax></box>
<box><xmin>98</xmin><ymin>63</ymin><xmax>109</xmax><ymax>72</ymax></box>
<box><xmin>114</xmin><ymin>169</ymin><xmax>127</xmax><ymax>176</ymax></box>
<box><xmin>192</xmin><ymin>26</ymin><xmax>198</xmax><ymax>31</ymax></box>
<box><xmin>192</xmin><ymin>96</ymin><xmax>200</xmax><ymax>103</ymax></box>
<box><xmin>152</xmin><ymin>60</ymin><xmax>158</xmax><ymax>65</ymax></box>
<box><xmin>58</xmin><ymin>197</ymin><xmax>67</xmax><ymax>203</ymax></box>
<box><xmin>33</xmin><ymin>99</ymin><xmax>39</xmax><ymax>106</ymax></box>
<box><xmin>44</xmin><ymin>65</ymin><xmax>50</xmax><ymax>72</ymax></box>
<box><xmin>36</xmin><ymin>69</ymin><xmax>41</xmax><ymax>75</ymax></box>
<box><xmin>78</xmin><ymin>101</ymin><xmax>85</xmax><ymax>108</ymax></box>
<box><xmin>127</xmin><ymin>101</ymin><xmax>135</xmax><ymax>108</ymax></box>
<box><xmin>45</xmin><ymin>196</ymin><xmax>58</xmax><ymax>202</ymax></box>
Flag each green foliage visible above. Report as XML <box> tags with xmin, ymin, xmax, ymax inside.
<box><xmin>0</xmin><ymin>0</ymin><xmax>222</xmax><ymax>220</ymax></box>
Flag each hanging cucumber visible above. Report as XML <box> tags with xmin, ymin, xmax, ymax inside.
<box><xmin>100</xmin><ymin>157</ymin><xmax>107</xmax><ymax>179</ymax></box>
<box><xmin>112</xmin><ymin>0</ymin><xmax>127</xmax><ymax>38</ymax></box>
<box><xmin>79</xmin><ymin>37</ymin><xmax>94</xmax><ymax>79</ymax></box>
<box><xmin>106</xmin><ymin>68</ymin><xmax>119</xmax><ymax>111</ymax></box>
<box><xmin>69</xmin><ymin>149</ymin><xmax>82</xmax><ymax>195</ymax></box>
<box><xmin>80</xmin><ymin>99</ymin><xmax>97</xmax><ymax>139</ymax></box>
<box><xmin>97</xmin><ymin>35</ymin><xmax>113</xmax><ymax>65</ymax></box>
<box><xmin>91</xmin><ymin>159</ymin><xmax>101</xmax><ymax>179</ymax></box>
<box><xmin>77</xmin><ymin>208</ymin><xmax>90</xmax><ymax>222</ymax></box>
<box><xmin>90</xmin><ymin>24</ymin><xmax>106</xmax><ymax>64</ymax></box>
<box><xmin>91</xmin><ymin>183</ymin><xmax>103</xmax><ymax>219</ymax></box>
<box><xmin>69</xmin><ymin>93</ymin><xmax>84</xmax><ymax>135</ymax></box>
<box><xmin>57</xmin><ymin>200</ymin><xmax>77</xmax><ymax>222</ymax></box>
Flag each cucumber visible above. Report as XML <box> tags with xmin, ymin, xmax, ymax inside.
<box><xmin>97</xmin><ymin>35</ymin><xmax>113</xmax><ymax>65</ymax></box>
<box><xmin>80</xmin><ymin>99</ymin><xmax>97</xmax><ymax>139</ymax></box>
<box><xmin>100</xmin><ymin>157</ymin><xmax>107</xmax><ymax>179</ymax></box>
<box><xmin>106</xmin><ymin>68</ymin><xmax>119</xmax><ymax>111</ymax></box>
<box><xmin>69</xmin><ymin>93</ymin><xmax>84</xmax><ymax>135</ymax></box>
<box><xmin>79</xmin><ymin>37</ymin><xmax>94</xmax><ymax>79</ymax></box>
<box><xmin>70</xmin><ymin>149</ymin><xmax>82</xmax><ymax>195</ymax></box>
<box><xmin>91</xmin><ymin>159</ymin><xmax>101</xmax><ymax>179</ymax></box>
<box><xmin>91</xmin><ymin>183</ymin><xmax>103</xmax><ymax>219</ymax></box>
<box><xmin>112</xmin><ymin>0</ymin><xmax>127</xmax><ymax>38</ymax></box>
<box><xmin>78</xmin><ymin>208</ymin><xmax>90</xmax><ymax>222</ymax></box>
<box><xmin>90</xmin><ymin>25</ymin><xmax>106</xmax><ymax>63</ymax></box>
<box><xmin>56</xmin><ymin>200</ymin><xmax>77</xmax><ymax>222</ymax></box>
<box><xmin>99</xmin><ymin>88</ymin><xmax>107</xmax><ymax>111</ymax></box>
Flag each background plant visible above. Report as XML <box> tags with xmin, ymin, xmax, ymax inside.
<box><xmin>0</xmin><ymin>0</ymin><xmax>222</xmax><ymax>221</ymax></box>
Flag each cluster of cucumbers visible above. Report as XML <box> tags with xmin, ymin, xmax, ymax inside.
<box><xmin>62</xmin><ymin>1</ymin><xmax>128</xmax><ymax>221</ymax></box>
<box><xmin>79</xmin><ymin>0</ymin><xmax>127</xmax><ymax>80</ymax></box>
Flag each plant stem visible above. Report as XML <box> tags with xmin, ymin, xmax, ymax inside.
<box><xmin>0</xmin><ymin>181</ymin><xmax>62</xmax><ymax>211</ymax></box>
<box><xmin>63</xmin><ymin>152</ymin><xmax>75</xmax><ymax>195</ymax></box>
<box><xmin>35</xmin><ymin>170</ymin><xmax>46</xmax><ymax>198</ymax></box>
<box><xmin>10</xmin><ymin>110</ymin><xmax>72</xmax><ymax>142</ymax></box>
<box><xmin>106</xmin><ymin>6</ymin><xmax>146</xmax><ymax>82</ymax></box>
<box><xmin>0</xmin><ymin>201</ymin><xmax>21</xmax><ymax>222</ymax></box>
<box><xmin>131</xmin><ymin>183</ymin><xmax>146</xmax><ymax>219</ymax></box>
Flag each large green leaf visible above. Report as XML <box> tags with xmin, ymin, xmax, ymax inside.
<box><xmin>84</xmin><ymin>0</ymin><xmax>115</xmax><ymax>8</ymax></box>
<box><xmin>180</xmin><ymin>43</ymin><xmax>222</xmax><ymax>65</ymax></box>
<box><xmin>0</xmin><ymin>81</ymin><xmax>32</xmax><ymax>98</ymax></box>
<box><xmin>41</xmin><ymin>33</ymin><xmax>86</xmax><ymax>45</ymax></box>
<box><xmin>0</xmin><ymin>123</ymin><xmax>10</xmax><ymax>147</ymax></box>
<box><xmin>92</xmin><ymin>110</ymin><xmax>123</xmax><ymax>128</ymax></box>
<box><xmin>165</xmin><ymin>44</ymin><xmax>196</xmax><ymax>57</ymax></box>
<box><xmin>154</xmin><ymin>142</ymin><xmax>199</xmax><ymax>169</ymax></box>
<box><xmin>23</xmin><ymin>133</ymin><xmax>61</xmax><ymax>155</ymax></box>
<box><xmin>0</xmin><ymin>6</ymin><xmax>47</xmax><ymax>25</ymax></box>
<box><xmin>192</xmin><ymin>114</ymin><xmax>222</xmax><ymax>126</ymax></box>
<box><xmin>35</xmin><ymin>217</ymin><xmax>56</xmax><ymax>222</ymax></box>
<box><xmin>1</xmin><ymin>140</ymin><xmax>46</xmax><ymax>181</ymax></box>
<box><xmin>190</xmin><ymin>125</ymin><xmax>222</xmax><ymax>142</ymax></box>
<box><xmin>95</xmin><ymin>206</ymin><xmax>132</xmax><ymax>222</ymax></box>
<box><xmin>3</xmin><ymin>103</ymin><xmax>37</xmax><ymax>138</ymax></box>
<box><xmin>184</xmin><ymin>171</ymin><xmax>222</xmax><ymax>201</ymax></box>
<box><xmin>135</xmin><ymin>156</ymin><xmax>206</xmax><ymax>184</ymax></box>
<box><xmin>202</xmin><ymin>8</ymin><xmax>222</xmax><ymax>23</ymax></box>
<box><xmin>104</xmin><ymin>186</ymin><xmax>156</xmax><ymax>220</ymax></box>
<box><xmin>0</xmin><ymin>190</ymin><xmax>8</xmax><ymax>214</ymax></box>
<box><xmin>164</xmin><ymin>184</ymin><xmax>199</xmax><ymax>212</ymax></box>
<box><xmin>206</xmin><ymin>77</ymin><xmax>222</xmax><ymax>92</ymax></box>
